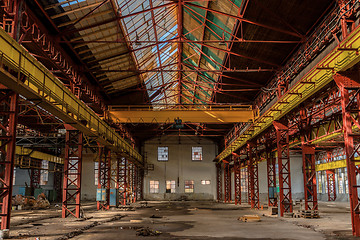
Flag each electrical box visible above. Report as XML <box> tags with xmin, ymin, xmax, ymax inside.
<box><xmin>109</xmin><ymin>189</ymin><xmax>118</xmax><ymax>207</ymax></box>
<box><xmin>96</xmin><ymin>188</ymin><xmax>106</xmax><ymax>201</ymax></box>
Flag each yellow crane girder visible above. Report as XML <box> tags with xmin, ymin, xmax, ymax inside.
<box><xmin>217</xmin><ymin>23</ymin><xmax>360</xmax><ymax>161</ymax></box>
<box><xmin>108</xmin><ymin>105</ymin><xmax>254</xmax><ymax>123</ymax></box>
<box><xmin>0</xmin><ymin>27</ymin><xmax>142</xmax><ymax>165</ymax></box>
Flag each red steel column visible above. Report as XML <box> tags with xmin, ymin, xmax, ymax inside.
<box><xmin>136</xmin><ymin>167</ymin><xmax>144</xmax><ymax>201</ymax></box>
<box><xmin>128</xmin><ymin>161</ymin><xmax>133</xmax><ymax>203</ymax></box>
<box><xmin>53</xmin><ymin>164</ymin><xmax>63</xmax><ymax>202</ymax></box>
<box><xmin>334</xmin><ymin>73</ymin><xmax>360</xmax><ymax>236</ymax></box>
<box><xmin>234</xmin><ymin>157</ymin><xmax>241</xmax><ymax>205</ymax></box>
<box><xmin>301</xmin><ymin>145</ymin><xmax>318</xmax><ymax>210</ymax></box>
<box><xmin>325</xmin><ymin>151</ymin><xmax>336</xmax><ymax>201</ymax></box>
<box><xmin>118</xmin><ymin>157</ymin><xmax>127</xmax><ymax>205</ymax></box>
<box><xmin>216</xmin><ymin>163</ymin><xmax>222</xmax><ymax>202</ymax></box>
<box><xmin>247</xmin><ymin>143</ymin><xmax>260</xmax><ymax>209</ymax></box>
<box><xmin>240</xmin><ymin>164</ymin><xmax>248</xmax><ymax>204</ymax></box>
<box><xmin>97</xmin><ymin>148</ymin><xmax>111</xmax><ymax>210</ymax></box>
<box><xmin>132</xmin><ymin>164</ymin><xmax>137</xmax><ymax>203</ymax></box>
<box><xmin>30</xmin><ymin>168</ymin><xmax>41</xmax><ymax>194</ymax></box>
<box><xmin>62</xmin><ymin>126</ymin><xmax>83</xmax><ymax>218</ymax></box>
<box><xmin>300</xmin><ymin>108</ymin><xmax>318</xmax><ymax>210</ymax></box>
<box><xmin>224</xmin><ymin>161</ymin><xmax>231</xmax><ymax>203</ymax></box>
<box><xmin>273</xmin><ymin>121</ymin><xmax>293</xmax><ymax>216</ymax></box>
<box><xmin>0</xmin><ymin>89</ymin><xmax>18</xmax><ymax>229</ymax></box>
<box><xmin>0</xmin><ymin>0</ymin><xmax>21</xmax><ymax>230</ymax></box>
<box><xmin>266</xmin><ymin>143</ymin><xmax>277</xmax><ymax>207</ymax></box>
<box><xmin>247</xmin><ymin>165</ymin><xmax>251</xmax><ymax>204</ymax></box>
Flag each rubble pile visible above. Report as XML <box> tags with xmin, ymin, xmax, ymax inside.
<box><xmin>12</xmin><ymin>193</ymin><xmax>50</xmax><ymax>210</ymax></box>
<box><xmin>136</xmin><ymin>227</ymin><xmax>162</xmax><ymax>236</ymax></box>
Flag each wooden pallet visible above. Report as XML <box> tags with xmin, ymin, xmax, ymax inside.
<box><xmin>299</xmin><ymin>210</ymin><xmax>319</xmax><ymax>219</ymax></box>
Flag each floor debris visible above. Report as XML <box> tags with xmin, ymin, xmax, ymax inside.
<box><xmin>12</xmin><ymin>193</ymin><xmax>50</xmax><ymax>210</ymax></box>
<box><xmin>238</xmin><ymin>215</ymin><xmax>261</xmax><ymax>222</ymax></box>
<box><xmin>136</xmin><ymin>227</ymin><xmax>162</xmax><ymax>236</ymax></box>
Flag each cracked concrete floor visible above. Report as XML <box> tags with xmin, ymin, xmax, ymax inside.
<box><xmin>7</xmin><ymin>201</ymin><xmax>357</xmax><ymax>239</ymax></box>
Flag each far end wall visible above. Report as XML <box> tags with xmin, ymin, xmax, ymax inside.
<box><xmin>144</xmin><ymin>135</ymin><xmax>218</xmax><ymax>201</ymax></box>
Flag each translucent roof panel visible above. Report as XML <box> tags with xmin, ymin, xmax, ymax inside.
<box><xmin>116</xmin><ymin>0</ymin><xmax>178</xmax><ymax>106</ymax></box>
<box><xmin>115</xmin><ymin>0</ymin><xmax>241</xmax><ymax>107</ymax></box>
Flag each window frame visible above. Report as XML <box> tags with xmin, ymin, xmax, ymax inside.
<box><xmin>158</xmin><ymin>146</ymin><xmax>169</xmax><ymax>161</ymax></box>
<box><xmin>192</xmin><ymin>146</ymin><xmax>203</xmax><ymax>161</ymax></box>
<box><xmin>94</xmin><ymin>161</ymin><xmax>99</xmax><ymax>186</ymax></box>
<box><xmin>201</xmin><ymin>180</ymin><xmax>211</xmax><ymax>185</ymax></box>
<box><xmin>166</xmin><ymin>180</ymin><xmax>176</xmax><ymax>193</ymax></box>
<box><xmin>150</xmin><ymin>180</ymin><xmax>160</xmax><ymax>193</ymax></box>
<box><xmin>184</xmin><ymin>180</ymin><xmax>194</xmax><ymax>193</ymax></box>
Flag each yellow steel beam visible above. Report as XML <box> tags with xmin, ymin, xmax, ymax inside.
<box><xmin>108</xmin><ymin>105</ymin><xmax>254</xmax><ymax>123</ymax></box>
<box><xmin>217</xmin><ymin>24</ymin><xmax>360</xmax><ymax>161</ymax></box>
<box><xmin>0</xmin><ymin>27</ymin><xmax>142</xmax><ymax>165</ymax></box>
<box><xmin>16</xmin><ymin>146</ymin><xmax>63</xmax><ymax>164</ymax></box>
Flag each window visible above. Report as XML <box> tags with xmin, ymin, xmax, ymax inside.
<box><xmin>158</xmin><ymin>147</ymin><xmax>168</xmax><ymax>161</ymax></box>
<box><xmin>241</xmin><ymin>168</ymin><xmax>248</xmax><ymax>192</ymax></box>
<box><xmin>13</xmin><ymin>168</ymin><xmax>16</xmax><ymax>185</ymax></box>
<box><xmin>192</xmin><ymin>147</ymin><xmax>202</xmax><ymax>161</ymax></box>
<box><xmin>94</xmin><ymin>162</ymin><xmax>99</xmax><ymax>185</ymax></box>
<box><xmin>201</xmin><ymin>180</ymin><xmax>211</xmax><ymax>185</ymax></box>
<box><xmin>185</xmin><ymin>180</ymin><xmax>194</xmax><ymax>193</ymax></box>
<box><xmin>40</xmin><ymin>160</ymin><xmax>49</xmax><ymax>185</ymax></box>
<box><xmin>166</xmin><ymin>180</ymin><xmax>176</xmax><ymax>193</ymax></box>
<box><xmin>150</xmin><ymin>180</ymin><xmax>159</xmax><ymax>193</ymax></box>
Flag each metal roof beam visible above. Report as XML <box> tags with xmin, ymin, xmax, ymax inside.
<box><xmin>60</xmin><ymin>2</ymin><xmax>176</xmax><ymax>36</ymax></box>
<box><xmin>185</xmin><ymin>2</ymin><xmax>304</xmax><ymax>39</ymax></box>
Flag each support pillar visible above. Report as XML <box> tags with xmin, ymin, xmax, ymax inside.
<box><xmin>97</xmin><ymin>148</ymin><xmax>111</xmax><ymax>210</ymax></box>
<box><xmin>247</xmin><ymin>165</ymin><xmax>251</xmax><ymax>204</ymax></box>
<box><xmin>234</xmin><ymin>158</ymin><xmax>241</xmax><ymax>205</ymax></box>
<box><xmin>240</xmin><ymin>165</ymin><xmax>248</xmax><ymax>204</ymax></box>
<box><xmin>53</xmin><ymin>165</ymin><xmax>63</xmax><ymax>202</ymax></box>
<box><xmin>0</xmin><ymin>0</ymin><xmax>21</xmax><ymax>229</ymax></box>
<box><xmin>136</xmin><ymin>167</ymin><xmax>143</xmax><ymax>201</ymax></box>
<box><xmin>30</xmin><ymin>168</ymin><xmax>40</xmax><ymax>195</ymax></box>
<box><xmin>118</xmin><ymin>157</ymin><xmax>127</xmax><ymax>205</ymax></box>
<box><xmin>273</xmin><ymin>121</ymin><xmax>293</xmax><ymax>216</ymax></box>
<box><xmin>62</xmin><ymin>126</ymin><xmax>83</xmax><ymax>218</ymax></box>
<box><xmin>266</xmin><ymin>143</ymin><xmax>277</xmax><ymax>207</ymax></box>
<box><xmin>127</xmin><ymin>161</ymin><xmax>135</xmax><ymax>203</ymax></box>
<box><xmin>326</xmin><ymin>151</ymin><xmax>336</xmax><ymax>201</ymax></box>
<box><xmin>216</xmin><ymin>163</ymin><xmax>222</xmax><ymax>202</ymax></box>
<box><xmin>247</xmin><ymin>143</ymin><xmax>260</xmax><ymax>209</ymax></box>
<box><xmin>327</xmin><ymin>170</ymin><xmax>337</xmax><ymax>201</ymax></box>
<box><xmin>300</xmin><ymin>108</ymin><xmax>318</xmax><ymax>210</ymax></box>
<box><xmin>302</xmin><ymin>145</ymin><xmax>318</xmax><ymax>210</ymax></box>
<box><xmin>132</xmin><ymin>164</ymin><xmax>137</xmax><ymax>203</ymax></box>
<box><xmin>224</xmin><ymin>161</ymin><xmax>231</xmax><ymax>203</ymax></box>
<box><xmin>0</xmin><ymin>89</ymin><xmax>18</xmax><ymax>229</ymax></box>
<box><xmin>334</xmin><ymin>73</ymin><xmax>360</xmax><ymax>236</ymax></box>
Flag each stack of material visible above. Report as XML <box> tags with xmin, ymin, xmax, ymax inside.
<box><xmin>12</xmin><ymin>193</ymin><xmax>50</xmax><ymax>210</ymax></box>
<box><xmin>299</xmin><ymin>210</ymin><xmax>319</xmax><ymax>218</ymax></box>
<box><xmin>238</xmin><ymin>215</ymin><xmax>261</xmax><ymax>222</ymax></box>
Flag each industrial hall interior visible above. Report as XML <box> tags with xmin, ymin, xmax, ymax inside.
<box><xmin>3</xmin><ymin>0</ymin><xmax>360</xmax><ymax>239</ymax></box>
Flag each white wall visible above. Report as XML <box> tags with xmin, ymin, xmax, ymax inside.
<box><xmin>81</xmin><ymin>151</ymin><xmax>97</xmax><ymax>201</ymax></box>
<box><xmin>144</xmin><ymin>135</ymin><xmax>217</xmax><ymax>200</ymax></box>
<box><xmin>13</xmin><ymin>162</ymin><xmax>55</xmax><ymax>197</ymax></box>
<box><xmin>257</xmin><ymin>153</ymin><xmax>305</xmax><ymax>205</ymax></box>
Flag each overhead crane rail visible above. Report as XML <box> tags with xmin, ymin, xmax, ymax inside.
<box><xmin>0</xmin><ymin>27</ymin><xmax>142</xmax><ymax>165</ymax></box>
<box><xmin>217</xmin><ymin>23</ymin><xmax>360</xmax><ymax>161</ymax></box>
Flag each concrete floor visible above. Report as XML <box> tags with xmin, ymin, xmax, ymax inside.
<box><xmin>7</xmin><ymin>201</ymin><xmax>358</xmax><ymax>239</ymax></box>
